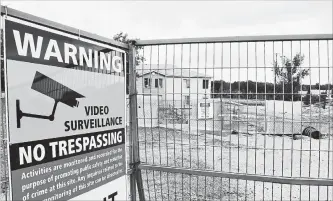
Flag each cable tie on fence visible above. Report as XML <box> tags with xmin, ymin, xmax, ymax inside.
<box><xmin>130</xmin><ymin>161</ymin><xmax>141</xmax><ymax>166</ymax></box>
<box><xmin>128</xmin><ymin>40</ymin><xmax>137</xmax><ymax>46</ymax></box>
<box><xmin>4</xmin><ymin>6</ymin><xmax>8</xmax><ymax>18</ymax></box>
<box><xmin>129</xmin><ymin>161</ymin><xmax>141</xmax><ymax>171</ymax></box>
<box><xmin>129</xmin><ymin>92</ymin><xmax>138</xmax><ymax>98</ymax></box>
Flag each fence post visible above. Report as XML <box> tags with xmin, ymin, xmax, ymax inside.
<box><xmin>0</xmin><ymin>5</ymin><xmax>8</xmax><ymax>200</ymax></box>
<box><xmin>128</xmin><ymin>42</ymin><xmax>145</xmax><ymax>201</ymax></box>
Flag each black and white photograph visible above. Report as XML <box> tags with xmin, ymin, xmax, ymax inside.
<box><xmin>0</xmin><ymin>1</ymin><xmax>332</xmax><ymax>200</ymax></box>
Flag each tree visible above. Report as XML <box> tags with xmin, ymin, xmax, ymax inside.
<box><xmin>273</xmin><ymin>53</ymin><xmax>309</xmax><ymax>101</ymax></box>
<box><xmin>113</xmin><ymin>32</ymin><xmax>145</xmax><ymax>94</ymax></box>
<box><xmin>315</xmin><ymin>83</ymin><xmax>320</xmax><ymax>89</ymax></box>
<box><xmin>113</xmin><ymin>32</ymin><xmax>145</xmax><ymax>66</ymax></box>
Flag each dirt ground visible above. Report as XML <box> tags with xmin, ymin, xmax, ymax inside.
<box><xmin>137</xmin><ymin>127</ymin><xmax>333</xmax><ymax>200</ymax></box>
<box><xmin>1</xmin><ymin>98</ymin><xmax>332</xmax><ymax>200</ymax></box>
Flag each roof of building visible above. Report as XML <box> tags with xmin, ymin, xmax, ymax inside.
<box><xmin>137</xmin><ymin>64</ymin><xmax>212</xmax><ymax>78</ymax></box>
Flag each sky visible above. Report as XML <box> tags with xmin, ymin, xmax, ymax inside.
<box><xmin>1</xmin><ymin>1</ymin><xmax>333</xmax><ymax>84</ymax></box>
<box><xmin>2</xmin><ymin>1</ymin><xmax>332</xmax><ymax>40</ymax></box>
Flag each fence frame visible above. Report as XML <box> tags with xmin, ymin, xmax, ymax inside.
<box><xmin>134</xmin><ymin>34</ymin><xmax>333</xmax><ymax>190</ymax></box>
<box><xmin>136</xmin><ymin>34</ymin><xmax>333</xmax><ymax>46</ymax></box>
<box><xmin>128</xmin><ymin>42</ymin><xmax>146</xmax><ymax>201</ymax></box>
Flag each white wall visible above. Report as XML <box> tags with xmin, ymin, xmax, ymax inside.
<box><xmin>136</xmin><ymin>95</ymin><xmax>161</xmax><ymax>127</ymax></box>
<box><xmin>137</xmin><ymin>74</ymin><xmax>166</xmax><ymax>95</ymax></box>
<box><xmin>265</xmin><ymin>100</ymin><xmax>302</xmax><ymax>121</ymax></box>
<box><xmin>265</xmin><ymin>100</ymin><xmax>332</xmax><ymax>135</ymax></box>
<box><xmin>137</xmin><ymin>74</ymin><xmax>211</xmax><ymax>101</ymax></box>
<box><xmin>165</xmin><ymin>77</ymin><xmax>211</xmax><ymax>100</ymax></box>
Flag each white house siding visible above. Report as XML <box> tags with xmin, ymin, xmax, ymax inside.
<box><xmin>137</xmin><ymin>74</ymin><xmax>166</xmax><ymax>96</ymax></box>
<box><xmin>137</xmin><ymin>74</ymin><xmax>211</xmax><ymax>101</ymax></box>
<box><xmin>164</xmin><ymin>77</ymin><xmax>211</xmax><ymax>101</ymax></box>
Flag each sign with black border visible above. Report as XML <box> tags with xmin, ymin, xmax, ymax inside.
<box><xmin>4</xmin><ymin>16</ymin><xmax>127</xmax><ymax>201</ymax></box>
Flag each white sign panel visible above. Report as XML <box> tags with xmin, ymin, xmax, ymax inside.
<box><xmin>198</xmin><ymin>100</ymin><xmax>213</xmax><ymax>119</ymax></box>
<box><xmin>4</xmin><ymin>17</ymin><xmax>127</xmax><ymax>201</ymax></box>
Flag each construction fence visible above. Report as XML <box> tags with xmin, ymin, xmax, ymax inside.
<box><xmin>133</xmin><ymin>35</ymin><xmax>333</xmax><ymax>200</ymax></box>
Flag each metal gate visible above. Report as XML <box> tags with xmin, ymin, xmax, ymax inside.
<box><xmin>130</xmin><ymin>35</ymin><xmax>333</xmax><ymax>200</ymax></box>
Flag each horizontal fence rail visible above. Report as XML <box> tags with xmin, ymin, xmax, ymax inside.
<box><xmin>136</xmin><ymin>34</ymin><xmax>333</xmax><ymax>46</ymax></box>
<box><xmin>139</xmin><ymin>164</ymin><xmax>333</xmax><ymax>186</ymax></box>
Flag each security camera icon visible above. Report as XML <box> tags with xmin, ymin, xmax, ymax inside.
<box><xmin>16</xmin><ymin>71</ymin><xmax>85</xmax><ymax>128</ymax></box>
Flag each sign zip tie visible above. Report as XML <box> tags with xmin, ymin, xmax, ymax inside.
<box><xmin>4</xmin><ymin>6</ymin><xmax>8</xmax><ymax>18</ymax></box>
<box><xmin>129</xmin><ymin>161</ymin><xmax>141</xmax><ymax>170</ymax></box>
<box><xmin>129</xmin><ymin>92</ymin><xmax>138</xmax><ymax>98</ymax></box>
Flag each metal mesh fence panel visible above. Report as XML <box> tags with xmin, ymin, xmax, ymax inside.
<box><xmin>134</xmin><ymin>37</ymin><xmax>333</xmax><ymax>200</ymax></box>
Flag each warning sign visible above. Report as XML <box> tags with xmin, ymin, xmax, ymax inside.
<box><xmin>4</xmin><ymin>17</ymin><xmax>127</xmax><ymax>200</ymax></box>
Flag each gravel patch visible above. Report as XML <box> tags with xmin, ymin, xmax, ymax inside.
<box><xmin>138</xmin><ymin>127</ymin><xmax>333</xmax><ymax>200</ymax></box>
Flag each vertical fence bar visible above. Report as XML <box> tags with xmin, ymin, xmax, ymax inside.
<box><xmin>141</xmin><ymin>47</ymin><xmax>152</xmax><ymax>201</ymax></box>
<box><xmin>0</xmin><ymin>7</ymin><xmax>6</xmax><ymax>200</ymax></box>
<box><xmin>327</xmin><ymin>39</ymin><xmax>331</xmax><ymax>201</ymax></box>
<box><xmin>220</xmin><ymin>42</ymin><xmax>224</xmax><ymax>201</ymax></box>
<box><xmin>164</xmin><ymin>44</ymin><xmax>170</xmax><ymax>201</ymax></box>
<box><xmin>237</xmin><ymin>42</ymin><xmax>241</xmax><ymax>201</ymax></box>
<box><xmin>180</xmin><ymin>44</ymin><xmax>184</xmax><ymax>200</ymax></box>
<box><xmin>0</xmin><ymin>7</ymin><xmax>3</xmax><ymax>197</ymax></box>
<box><xmin>156</xmin><ymin>45</ymin><xmax>163</xmax><ymax>201</ymax></box>
<box><xmin>272</xmin><ymin>41</ymin><xmax>276</xmax><ymax>200</ymax></box>
<box><xmin>172</xmin><ymin>44</ymin><xmax>177</xmax><ymax>200</ymax></box>
<box><xmin>290</xmin><ymin>41</ymin><xmax>294</xmax><ymax>201</ymax></box>
<box><xmin>299</xmin><ymin>40</ymin><xmax>303</xmax><ymax>201</ymax></box>
<box><xmin>128</xmin><ymin>43</ymin><xmax>145</xmax><ymax>201</ymax></box>
<box><xmin>212</xmin><ymin>42</ymin><xmax>216</xmax><ymax>200</ymax></box>
<box><xmin>308</xmin><ymin>40</ymin><xmax>312</xmax><ymax>201</ymax></box>
<box><xmin>281</xmin><ymin>41</ymin><xmax>285</xmax><ymax>201</ymax></box>
<box><xmin>254</xmin><ymin>41</ymin><xmax>258</xmax><ymax>201</ymax></box>
<box><xmin>204</xmin><ymin>43</ymin><xmax>208</xmax><ymax>201</ymax></box>
<box><xmin>188</xmin><ymin>43</ymin><xmax>192</xmax><ymax>201</ymax></box>
<box><xmin>263</xmin><ymin>41</ymin><xmax>267</xmax><ymax>199</ymax></box>
<box><xmin>246</xmin><ymin>42</ymin><xmax>249</xmax><ymax>200</ymax></box>
<box><xmin>196</xmin><ymin>43</ymin><xmax>200</xmax><ymax>200</ymax></box>
<box><xmin>317</xmin><ymin>40</ymin><xmax>321</xmax><ymax>201</ymax></box>
<box><xmin>228</xmin><ymin>42</ymin><xmax>232</xmax><ymax>201</ymax></box>
<box><xmin>0</xmin><ymin>8</ymin><xmax>9</xmax><ymax>201</ymax></box>
<box><xmin>128</xmin><ymin>44</ymin><xmax>137</xmax><ymax>201</ymax></box>
<box><xmin>136</xmin><ymin>166</ymin><xmax>145</xmax><ymax>201</ymax></box>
